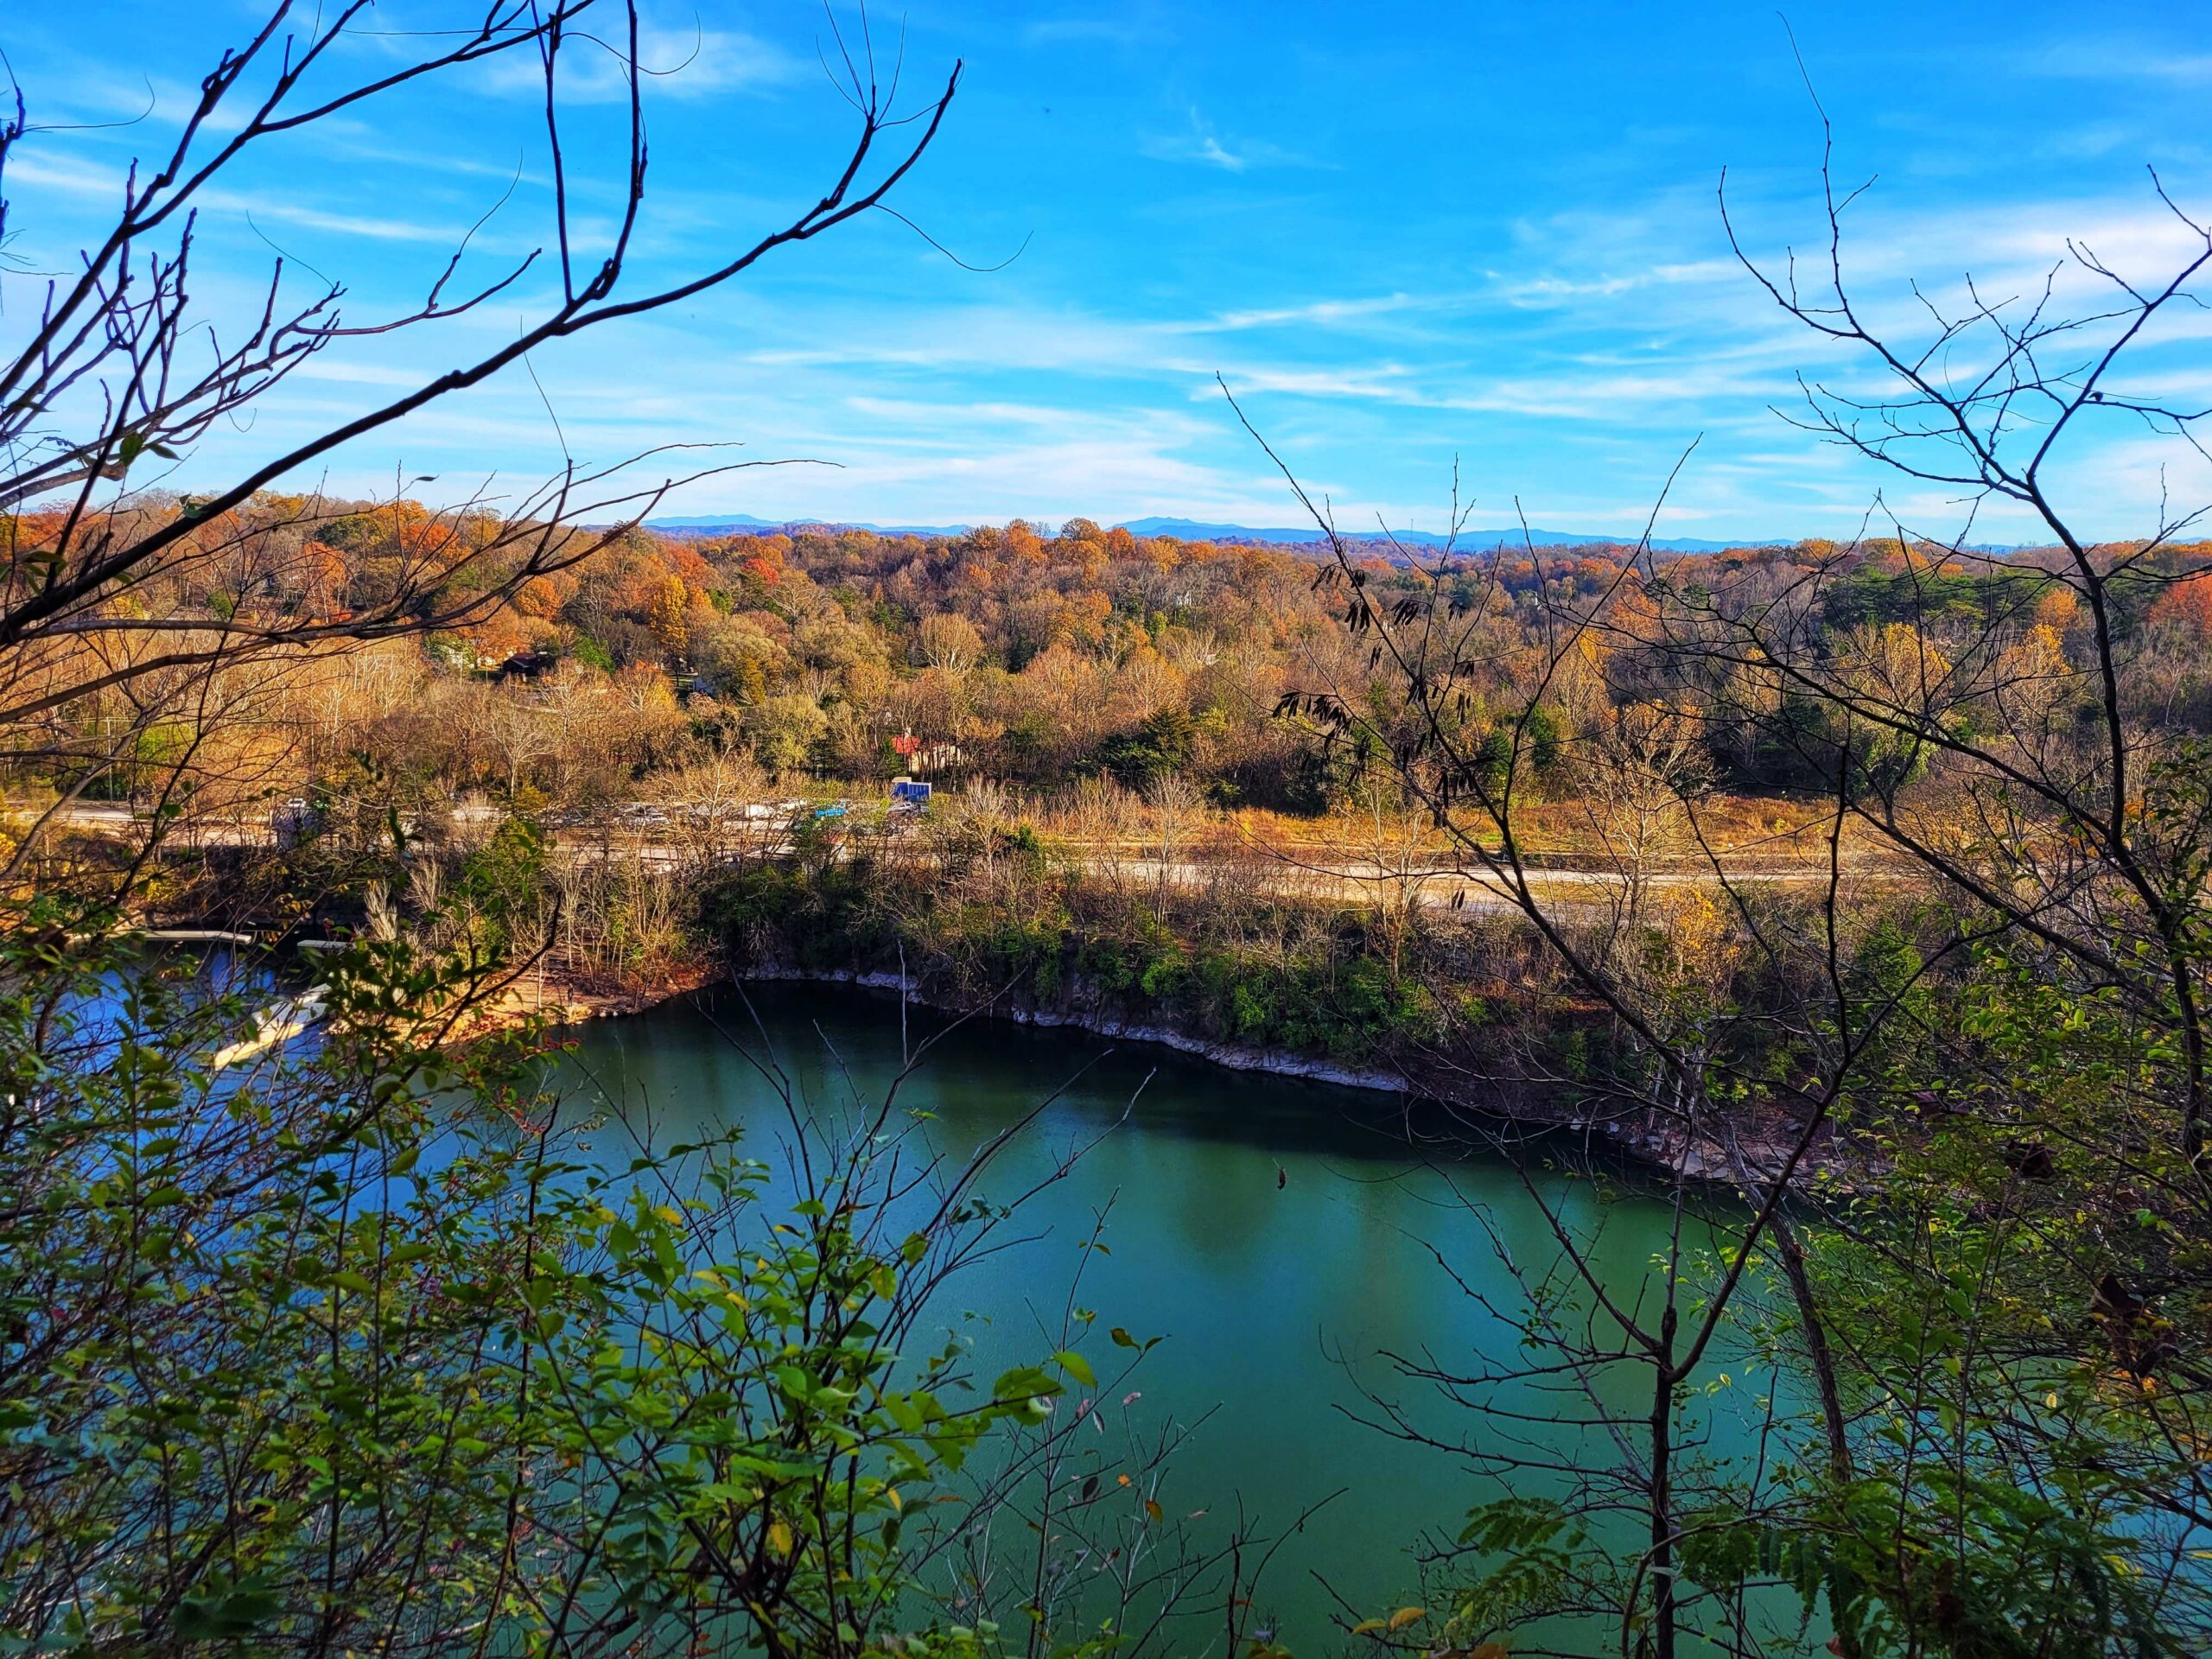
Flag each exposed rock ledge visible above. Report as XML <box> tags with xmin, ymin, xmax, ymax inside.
<box><xmin>485</xmin><ymin>961</ymin><xmax>1823</xmax><ymax>1189</ymax></box>
<box><xmin>733</xmin><ymin>967</ymin><xmax>1808</xmax><ymax>1185</ymax></box>
<box><xmin>739</xmin><ymin>965</ymin><xmax>1414</xmax><ymax>1094</ymax></box>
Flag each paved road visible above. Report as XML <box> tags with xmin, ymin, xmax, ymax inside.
<box><xmin>22</xmin><ymin>799</ymin><xmax>1860</xmax><ymax>920</ymax></box>
<box><xmin>1106</xmin><ymin>853</ymin><xmax>1847</xmax><ymax>918</ymax></box>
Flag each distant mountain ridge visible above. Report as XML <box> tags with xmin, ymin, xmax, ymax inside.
<box><xmin>648</xmin><ymin>512</ymin><xmax>973</xmax><ymax>537</ymax></box>
<box><xmin>642</xmin><ymin>512</ymin><xmax>2053</xmax><ymax>553</ymax></box>
<box><xmin>645</xmin><ymin>512</ymin><xmax>1784</xmax><ymax>551</ymax></box>
<box><xmin>1115</xmin><ymin>517</ymin><xmax>1767</xmax><ymax>552</ymax></box>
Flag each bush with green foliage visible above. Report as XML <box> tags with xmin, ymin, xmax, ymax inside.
<box><xmin>0</xmin><ymin>906</ymin><xmax>1128</xmax><ymax>1658</ymax></box>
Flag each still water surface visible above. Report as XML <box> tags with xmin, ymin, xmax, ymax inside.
<box><xmin>559</xmin><ymin>982</ymin><xmax>1754</xmax><ymax>1649</ymax></box>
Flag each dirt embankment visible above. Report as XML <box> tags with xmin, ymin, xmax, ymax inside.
<box><xmin>442</xmin><ymin>956</ymin><xmax>726</xmax><ymax>1045</ymax></box>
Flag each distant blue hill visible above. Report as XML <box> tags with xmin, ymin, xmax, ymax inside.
<box><xmin>642</xmin><ymin>512</ymin><xmax>2049</xmax><ymax>553</ymax></box>
<box><xmin>646</xmin><ymin>512</ymin><xmax>1784</xmax><ymax>551</ymax></box>
<box><xmin>1116</xmin><ymin>517</ymin><xmax>1770</xmax><ymax>552</ymax></box>
<box><xmin>649</xmin><ymin>512</ymin><xmax>973</xmax><ymax>537</ymax></box>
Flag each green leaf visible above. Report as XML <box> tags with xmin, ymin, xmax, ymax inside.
<box><xmin>991</xmin><ymin>1366</ymin><xmax>1061</xmax><ymax>1407</ymax></box>
<box><xmin>174</xmin><ymin>1582</ymin><xmax>281</xmax><ymax>1640</ymax></box>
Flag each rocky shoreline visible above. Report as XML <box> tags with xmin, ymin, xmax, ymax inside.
<box><xmin>738</xmin><ymin>963</ymin><xmax>1419</xmax><ymax>1092</ymax></box>
<box><xmin>491</xmin><ymin>958</ymin><xmax>1816</xmax><ymax>1188</ymax></box>
<box><xmin>467</xmin><ymin>957</ymin><xmax>1415</xmax><ymax>1090</ymax></box>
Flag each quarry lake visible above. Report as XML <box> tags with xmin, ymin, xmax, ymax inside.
<box><xmin>556</xmin><ymin>981</ymin><xmax>1764</xmax><ymax>1650</ymax></box>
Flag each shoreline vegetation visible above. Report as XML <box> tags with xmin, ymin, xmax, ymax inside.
<box><xmin>418</xmin><ymin>814</ymin><xmax>1840</xmax><ymax>1187</ymax></box>
<box><xmin>38</xmin><ymin>752</ymin><xmax>1854</xmax><ymax>1185</ymax></box>
<box><xmin>459</xmin><ymin>954</ymin><xmax>1416</xmax><ymax>1093</ymax></box>
<box><xmin>597</xmin><ymin>963</ymin><xmax>1806</xmax><ymax>1184</ymax></box>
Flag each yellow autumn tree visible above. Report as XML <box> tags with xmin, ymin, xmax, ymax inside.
<box><xmin>645</xmin><ymin>575</ymin><xmax>693</xmax><ymax>662</ymax></box>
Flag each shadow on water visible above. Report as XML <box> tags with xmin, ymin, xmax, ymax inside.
<box><xmin>584</xmin><ymin>981</ymin><xmax>1453</xmax><ymax>1163</ymax></box>
<box><xmin>554</xmin><ymin>980</ymin><xmax>1773</xmax><ymax>1653</ymax></box>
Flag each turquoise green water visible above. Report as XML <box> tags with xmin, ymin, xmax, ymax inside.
<box><xmin>558</xmin><ymin>982</ymin><xmax>1766</xmax><ymax>1650</ymax></box>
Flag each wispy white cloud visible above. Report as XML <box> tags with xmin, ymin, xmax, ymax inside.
<box><xmin>1182</xmin><ymin>293</ymin><xmax>1448</xmax><ymax>333</ymax></box>
<box><xmin>1208</xmin><ymin>365</ymin><xmax>1414</xmax><ymax>400</ymax></box>
<box><xmin>1</xmin><ymin>151</ymin><xmax>129</xmax><ymax>206</ymax></box>
<box><xmin>1022</xmin><ymin>16</ymin><xmax>1153</xmax><ymax>47</ymax></box>
<box><xmin>2010</xmin><ymin>41</ymin><xmax>2212</xmax><ymax>86</ymax></box>
<box><xmin>474</xmin><ymin>18</ymin><xmax>802</xmax><ymax>104</ymax></box>
<box><xmin>2</xmin><ymin>149</ymin><xmax>525</xmax><ymax>249</ymax></box>
<box><xmin>1140</xmin><ymin>108</ymin><xmax>1319</xmax><ymax>173</ymax></box>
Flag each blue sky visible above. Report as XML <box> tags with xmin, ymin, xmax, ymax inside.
<box><xmin>8</xmin><ymin>1</ymin><xmax>2212</xmax><ymax>541</ymax></box>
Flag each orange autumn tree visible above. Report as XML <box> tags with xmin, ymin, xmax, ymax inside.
<box><xmin>2150</xmin><ymin>569</ymin><xmax>2212</xmax><ymax>642</ymax></box>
